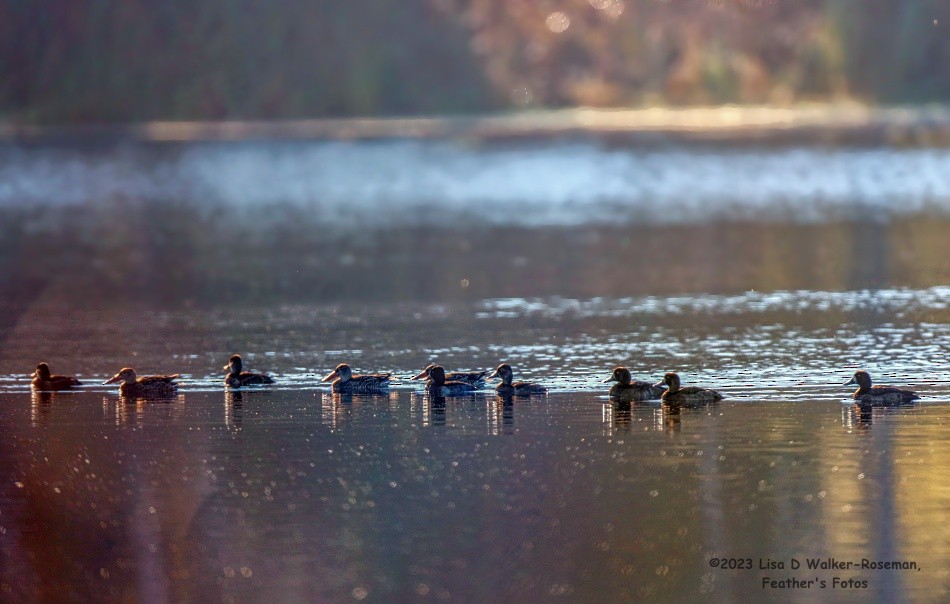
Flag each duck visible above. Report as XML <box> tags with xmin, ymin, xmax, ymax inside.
<box><xmin>411</xmin><ymin>364</ymin><xmax>488</xmax><ymax>388</ymax></box>
<box><xmin>31</xmin><ymin>362</ymin><xmax>82</xmax><ymax>391</ymax></box>
<box><xmin>424</xmin><ymin>365</ymin><xmax>477</xmax><ymax>396</ymax></box>
<box><xmin>321</xmin><ymin>363</ymin><xmax>391</xmax><ymax>393</ymax></box>
<box><xmin>489</xmin><ymin>363</ymin><xmax>547</xmax><ymax>396</ymax></box>
<box><xmin>661</xmin><ymin>372</ymin><xmax>723</xmax><ymax>406</ymax></box>
<box><xmin>844</xmin><ymin>370</ymin><xmax>919</xmax><ymax>406</ymax></box>
<box><xmin>104</xmin><ymin>367</ymin><xmax>180</xmax><ymax>398</ymax></box>
<box><xmin>224</xmin><ymin>354</ymin><xmax>275</xmax><ymax>387</ymax></box>
<box><xmin>604</xmin><ymin>366</ymin><xmax>666</xmax><ymax>401</ymax></box>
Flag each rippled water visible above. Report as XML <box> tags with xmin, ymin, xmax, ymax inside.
<box><xmin>1</xmin><ymin>139</ymin><xmax>949</xmax><ymax>601</ymax></box>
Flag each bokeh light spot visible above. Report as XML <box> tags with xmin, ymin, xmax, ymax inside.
<box><xmin>545</xmin><ymin>12</ymin><xmax>571</xmax><ymax>34</ymax></box>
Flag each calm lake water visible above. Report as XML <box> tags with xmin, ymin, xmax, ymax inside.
<box><xmin>1</xmin><ymin>138</ymin><xmax>949</xmax><ymax>602</ymax></box>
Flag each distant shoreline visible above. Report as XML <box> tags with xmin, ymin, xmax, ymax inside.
<box><xmin>3</xmin><ymin>105</ymin><xmax>950</xmax><ymax>147</ymax></box>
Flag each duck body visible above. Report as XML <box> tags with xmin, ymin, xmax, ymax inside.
<box><xmin>845</xmin><ymin>371</ymin><xmax>919</xmax><ymax>407</ymax></box>
<box><xmin>496</xmin><ymin>382</ymin><xmax>547</xmax><ymax>396</ymax></box>
<box><xmin>105</xmin><ymin>368</ymin><xmax>180</xmax><ymax>398</ymax></box>
<box><xmin>424</xmin><ymin>366</ymin><xmax>477</xmax><ymax>396</ymax></box>
<box><xmin>412</xmin><ymin>364</ymin><xmax>488</xmax><ymax>388</ymax></box>
<box><xmin>224</xmin><ymin>354</ymin><xmax>275</xmax><ymax>387</ymax></box>
<box><xmin>226</xmin><ymin>372</ymin><xmax>274</xmax><ymax>387</ymax></box>
<box><xmin>490</xmin><ymin>363</ymin><xmax>546</xmax><ymax>396</ymax></box>
<box><xmin>604</xmin><ymin>367</ymin><xmax>666</xmax><ymax>401</ymax></box>
<box><xmin>322</xmin><ymin>363</ymin><xmax>391</xmax><ymax>394</ymax></box>
<box><xmin>31</xmin><ymin>363</ymin><xmax>81</xmax><ymax>391</ymax></box>
<box><xmin>660</xmin><ymin>372</ymin><xmax>723</xmax><ymax>407</ymax></box>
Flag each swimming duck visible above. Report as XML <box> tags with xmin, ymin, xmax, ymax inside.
<box><xmin>411</xmin><ymin>364</ymin><xmax>489</xmax><ymax>388</ymax></box>
<box><xmin>321</xmin><ymin>363</ymin><xmax>391</xmax><ymax>394</ymax></box>
<box><xmin>488</xmin><ymin>363</ymin><xmax>547</xmax><ymax>396</ymax></box>
<box><xmin>604</xmin><ymin>366</ymin><xmax>666</xmax><ymax>401</ymax></box>
<box><xmin>224</xmin><ymin>354</ymin><xmax>275</xmax><ymax>387</ymax></box>
<box><xmin>661</xmin><ymin>372</ymin><xmax>723</xmax><ymax>406</ymax></box>
<box><xmin>104</xmin><ymin>367</ymin><xmax>180</xmax><ymax>398</ymax></box>
<box><xmin>424</xmin><ymin>365</ymin><xmax>477</xmax><ymax>396</ymax></box>
<box><xmin>31</xmin><ymin>362</ymin><xmax>82</xmax><ymax>390</ymax></box>
<box><xmin>844</xmin><ymin>370</ymin><xmax>919</xmax><ymax>406</ymax></box>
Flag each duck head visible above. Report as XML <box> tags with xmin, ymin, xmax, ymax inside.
<box><xmin>411</xmin><ymin>364</ymin><xmax>436</xmax><ymax>381</ymax></box>
<box><xmin>104</xmin><ymin>368</ymin><xmax>137</xmax><ymax>385</ymax></box>
<box><xmin>33</xmin><ymin>362</ymin><xmax>52</xmax><ymax>381</ymax></box>
<box><xmin>845</xmin><ymin>370</ymin><xmax>872</xmax><ymax>389</ymax></box>
<box><xmin>322</xmin><ymin>363</ymin><xmax>352</xmax><ymax>383</ymax></box>
<box><xmin>489</xmin><ymin>363</ymin><xmax>514</xmax><ymax>385</ymax></box>
<box><xmin>427</xmin><ymin>365</ymin><xmax>447</xmax><ymax>386</ymax></box>
<box><xmin>663</xmin><ymin>372</ymin><xmax>682</xmax><ymax>392</ymax></box>
<box><xmin>604</xmin><ymin>366</ymin><xmax>631</xmax><ymax>385</ymax></box>
<box><xmin>224</xmin><ymin>354</ymin><xmax>243</xmax><ymax>374</ymax></box>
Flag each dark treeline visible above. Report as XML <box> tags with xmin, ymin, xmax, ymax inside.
<box><xmin>1</xmin><ymin>0</ymin><xmax>949</xmax><ymax>124</ymax></box>
<box><xmin>0</xmin><ymin>0</ymin><xmax>493</xmax><ymax>122</ymax></box>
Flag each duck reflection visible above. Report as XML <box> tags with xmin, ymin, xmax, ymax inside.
<box><xmin>225</xmin><ymin>390</ymin><xmax>244</xmax><ymax>428</ymax></box>
<box><xmin>29</xmin><ymin>390</ymin><xmax>54</xmax><ymax>425</ymax></box>
<box><xmin>111</xmin><ymin>394</ymin><xmax>186</xmax><ymax>425</ymax></box>
<box><xmin>843</xmin><ymin>403</ymin><xmax>875</xmax><ymax>431</ymax></box>
<box><xmin>426</xmin><ymin>395</ymin><xmax>447</xmax><ymax>427</ymax></box>
<box><xmin>321</xmin><ymin>392</ymin><xmax>353</xmax><ymax>429</ymax></box>
<box><xmin>603</xmin><ymin>400</ymin><xmax>632</xmax><ymax>435</ymax></box>
<box><xmin>656</xmin><ymin>405</ymin><xmax>682</xmax><ymax>433</ymax></box>
<box><xmin>488</xmin><ymin>395</ymin><xmax>515</xmax><ymax>435</ymax></box>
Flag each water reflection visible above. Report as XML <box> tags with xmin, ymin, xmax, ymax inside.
<box><xmin>843</xmin><ymin>403</ymin><xmax>876</xmax><ymax>430</ymax></box>
<box><xmin>1</xmin><ymin>391</ymin><xmax>948</xmax><ymax>601</ymax></box>
<box><xmin>426</xmin><ymin>395</ymin><xmax>446</xmax><ymax>427</ymax></box>
<box><xmin>321</xmin><ymin>392</ymin><xmax>349</xmax><ymax>429</ymax></box>
<box><xmin>29</xmin><ymin>390</ymin><xmax>54</xmax><ymax>425</ymax></box>
<box><xmin>224</xmin><ymin>390</ymin><xmax>244</xmax><ymax>428</ymax></box>
<box><xmin>602</xmin><ymin>401</ymin><xmax>632</xmax><ymax>435</ymax></box>
<box><xmin>488</xmin><ymin>396</ymin><xmax>515</xmax><ymax>435</ymax></box>
<box><xmin>658</xmin><ymin>405</ymin><xmax>683</xmax><ymax>434</ymax></box>
<box><xmin>109</xmin><ymin>394</ymin><xmax>187</xmax><ymax>425</ymax></box>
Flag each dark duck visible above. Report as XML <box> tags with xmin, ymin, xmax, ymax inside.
<box><xmin>31</xmin><ymin>362</ymin><xmax>81</xmax><ymax>391</ymax></box>
<box><xmin>661</xmin><ymin>372</ymin><xmax>723</xmax><ymax>407</ymax></box>
<box><xmin>423</xmin><ymin>365</ymin><xmax>477</xmax><ymax>396</ymax></box>
<box><xmin>104</xmin><ymin>367</ymin><xmax>180</xmax><ymax>398</ymax></box>
<box><xmin>411</xmin><ymin>364</ymin><xmax>488</xmax><ymax>388</ymax></box>
<box><xmin>321</xmin><ymin>363</ymin><xmax>391</xmax><ymax>394</ymax></box>
<box><xmin>489</xmin><ymin>363</ymin><xmax>547</xmax><ymax>396</ymax></box>
<box><xmin>844</xmin><ymin>370</ymin><xmax>919</xmax><ymax>406</ymax></box>
<box><xmin>604</xmin><ymin>366</ymin><xmax>666</xmax><ymax>401</ymax></box>
<box><xmin>224</xmin><ymin>354</ymin><xmax>275</xmax><ymax>387</ymax></box>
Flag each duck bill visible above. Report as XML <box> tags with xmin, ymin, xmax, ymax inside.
<box><xmin>603</xmin><ymin>376</ymin><xmax>617</xmax><ymax>383</ymax></box>
<box><xmin>321</xmin><ymin>370</ymin><xmax>339</xmax><ymax>382</ymax></box>
<box><xmin>653</xmin><ymin>381</ymin><xmax>666</xmax><ymax>389</ymax></box>
<box><xmin>843</xmin><ymin>377</ymin><xmax>856</xmax><ymax>386</ymax></box>
<box><xmin>103</xmin><ymin>374</ymin><xmax>122</xmax><ymax>385</ymax></box>
<box><xmin>410</xmin><ymin>370</ymin><xmax>428</xmax><ymax>381</ymax></box>
<box><xmin>488</xmin><ymin>368</ymin><xmax>500</xmax><ymax>379</ymax></box>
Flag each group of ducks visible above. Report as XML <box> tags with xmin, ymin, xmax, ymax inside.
<box><xmin>29</xmin><ymin>357</ymin><xmax>545</xmax><ymax>398</ymax></box>
<box><xmin>30</xmin><ymin>355</ymin><xmax>921</xmax><ymax>407</ymax></box>
<box><xmin>602</xmin><ymin>367</ymin><xmax>920</xmax><ymax>407</ymax></box>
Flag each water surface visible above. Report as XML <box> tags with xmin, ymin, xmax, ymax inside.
<box><xmin>2</xmin><ymin>390</ymin><xmax>948</xmax><ymax>602</ymax></box>
<box><xmin>1</xmin><ymin>138</ymin><xmax>948</xmax><ymax>602</ymax></box>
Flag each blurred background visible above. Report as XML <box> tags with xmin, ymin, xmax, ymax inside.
<box><xmin>3</xmin><ymin>0</ymin><xmax>950</xmax><ymax>121</ymax></box>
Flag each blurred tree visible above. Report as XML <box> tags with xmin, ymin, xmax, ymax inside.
<box><xmin>1</xmin><ymin>0</ymin><xmax>948</xmax><ymax>123</ymax></box>
<box><xmin>0</xmin><ymin>0</ymin><xmax>494</xmax><ymax>122</ymax></box>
